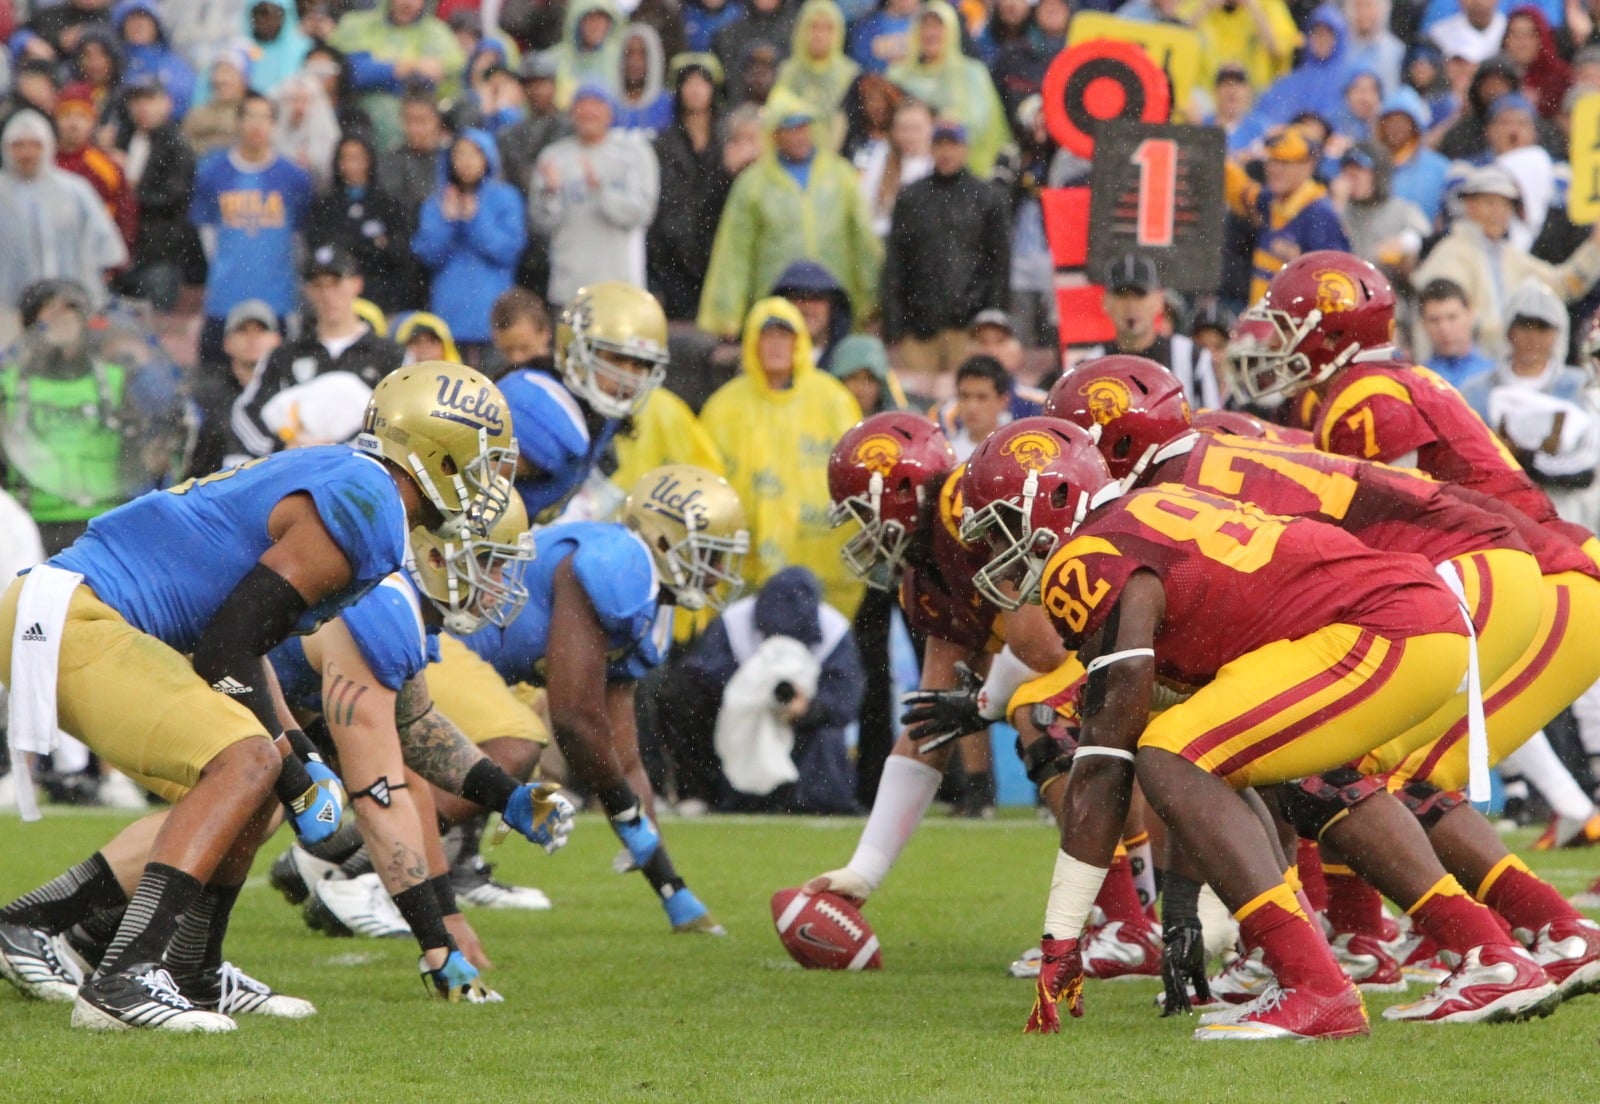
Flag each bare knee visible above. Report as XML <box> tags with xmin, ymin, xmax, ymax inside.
<box><xmin>200</xmin><ymin>735</ymin><xmax>280</xmax><ymax>795</ymax></box>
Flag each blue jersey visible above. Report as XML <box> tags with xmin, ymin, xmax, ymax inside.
<box><xmin>460</xmin><ymin>521</ymin><xmax>666</xmax><ymax>685</ymax></box>
<box><xmin>52</xmin><ymin>447</ymin><xmax>408</xmax><ymax>654</ymax></box>
<box><xmin>498</xmin><ymin>368</ymin><xmax>621</xmax><ymax>523</ymax></box>
<box><xmin>270</xmin><ymin>573</ymin><xmax>441</xmax><ymax>714</ymax></box>
<box><xmin>190</xmin><ymin>151</ymin><xmax>313</xmax><ymax>319</ymax></box>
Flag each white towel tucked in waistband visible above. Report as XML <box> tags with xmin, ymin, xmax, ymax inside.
<box><xmin>1434</xmin><ymin>560</ymin><xmax>1489</xmax><ymax>803</ymax></box>
<box><xmin>6</xmin><ymin>563</ymin><xmax>84</xmax><ymax>821</ymax></box>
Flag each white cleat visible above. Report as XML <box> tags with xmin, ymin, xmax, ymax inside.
<box><xmin>206</xmin><ymin>962</ymin><xmax>317</xmax><ymax>1019</ymax></box>
<box><xmin>1008</xmin><ymin>946</ymin><xmax>1043</xmax><ymax>979</ymax></box>
<box><xmin>0</xmin><ymin>922</ymin><xmax>81</xmax><ymax>1002</ymax></box>
<box><xmin>71</xmin><ymin>965</ymin><xmax>236</xmax><ymax>1033</ymax></box>
<box><xmin>309</xmin><ymin>873</ymin><xmax>412</xmax><ymax>939</ymax></box>
<box><xmin>1382</xmin><ymin>944</ymin><xmax>1560</xmax><ymax>1024</ymax></box>
<box><xmin>452</xmin><ymin>856</ymin><xmax>552</xmax><ymax>911</ymax></box>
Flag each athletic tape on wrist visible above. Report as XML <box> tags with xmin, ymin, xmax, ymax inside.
<box><xmin>1043</xmin><ymin>849</ymin><xmax>1108</xmax><ymax>940</ymax></box>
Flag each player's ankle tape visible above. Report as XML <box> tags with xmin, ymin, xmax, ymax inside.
<box><xmin>598</xmin><ymin>783</ymin><xmax>640</xmax><ymax>820</ymax></box>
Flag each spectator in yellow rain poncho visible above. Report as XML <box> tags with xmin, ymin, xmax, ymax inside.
<box><xmin>773</xmin><ymin>0</ymin><xmax>859</xmax><ymax>149</ymax></box>
<box><xmin>886</xmin><ymin>0</ymin><xmax>1011</xmax><ymax>176</ymax></box>
<box><xmin>699</xmin><ymin>296</ymin><xmax>864</xmax><ymax>618</ymax></box>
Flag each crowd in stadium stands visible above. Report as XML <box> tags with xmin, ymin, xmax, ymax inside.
<box><xmin>3</xmin><ymin>0</ymin><xmax>1600</xmax><ymax>815</ymax></box>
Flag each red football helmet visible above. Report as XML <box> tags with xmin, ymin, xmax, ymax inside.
<box><xmin>1044</xmin><ymin>355</ymin><xmax>1194</xmax><ymax>484</ymax></box>
<box><xmin>1191</xmin><ymin>408</ymin><xmax>1270</xmax><ymax>439</ymax></box>
<box><xmin>827</xmin><ymin>413</ymin><xmax>958</xmax><ymax>588</ymax></box>
<box><xmin>959</xmin><ymin>418</ymin><xmax>1118</xmax><ymax>611</ymax></box>
<box><xmin>1228</xmin><ymin>251</ymin><xmax>1397</xmax><ymax>402</ymax></box>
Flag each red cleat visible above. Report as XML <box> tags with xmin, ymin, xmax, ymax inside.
<box><xmin>1082</xmin><ymin>917</ymin><xmax>1163</xmax><ymax>980</ymax></box>
<box><xmin>1193</xmin><ymin>982</ymin><xmax>1369</xmax><ymax>1041</ymax></box>
<box><xmin>1331</xmin><ymin>931</ymin><xmax>1408</xmax><ymax>992</ymax></box>
<box><xmin>1526</xmin><ymin>918</ymin><xmax>1600</xmax><ymax>999</ymax></box>
<box><xmin>1382</xmin><ymin>945</ymin><xmax>1559</xmax><ymax>1024</ymax></box>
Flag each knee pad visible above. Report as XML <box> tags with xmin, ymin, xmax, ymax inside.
<box><xmin>1280</xmin><ymin>767</ymin><xmax>1388</xmax><ymax>840</ymax></box>
<box><xmin>1016</xmin><ymin>725</ymin><xmax>1077</xmax><ymax>799</ymax></box>
<box><xmin>1397</xmin><ymin>780</ymin><xmax>1465</xmax><ymax>831</ymax></box>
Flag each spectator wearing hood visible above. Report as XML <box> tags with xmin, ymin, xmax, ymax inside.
<box><xmin>391</xmin><ymin>309</ymin><xmax>463</xmax><ymax>363</ymax></box>
<box><xmin>1404</xmin><ymin>42</ymin><xmax>1457</xmax><ymax>128</ymax></box>
<box><xmin>530</xmin><ymin>83</ymin><xmax>659</xmax><ymax>307</ymax></box>
<box><xmin>1412</xmin><ymin>164</ymin><xmax>1600</xmax><ymax>361</ymax></box>
<box><xmin>27</xmin><ymin>0</ymin><xmax>112</xmax><ymax>59</ymax></box>
<box><xmin>1183</xmin><ymin>0</ymin><xmax>1298</xmax><ymax>92</ymax></box>
<box><xmin>499</xmin><ymin>51</ymin><xmax>576</xmax><ymax>194</ymax></box>
<box><xmin>330</xmin><ymin>0</ymin><xmax>465</xmax><ymax>149</ymax></box>
<box><xmin>273</xmin><ymin>71</ymin><xmax>341</xmax><ymax>189</ymax></box>
<box><xmin>615</xmin><ymin>22</ymin><xmax>674</xmax><ymax>133</ymax></box>
<box><xmin>116</xmin><ymin>78</ymin><xmax>200</xmax><ymax>312</ymax></box>
<box><xmin>1503</xmin><ymin>6</ymin><xmax>1571</xmax><ymax>119</ymax></box>
<box><xmin>1485</xmin><ymin>92</ymin><xmax>1555</xmax><ymax>250</ymax></box>
<box><xmin>881</xmin><ymin>119</ymin><xmax>1010</xmax><ymax>399</ymax></box>
<box><xmin>1438</xmin><ymin>53</ymin><xmax>1523</xmax><ymax>160</ymax></box>
<box><xmin>182</xmin><ymin>44</ymin><xmax>251</xmax><ymax>155</ymax></box>
<box><xmin>1329</xmin><ymin>68</ymin><xmax>1385</xmax><ymax>151</ymax></box>
<box><xmin>714</xmin><ymin>0</ymin><xmax>797</xmax><ymax>99</ymax></box>
<box><xmin>698</xmin><ymin>92</ymin><xmax>880</xmax><ymax>339</ymax></box>
<box><xmin>460</xmin><ymin>36</ymin><xmax>526</xmax><ymax>134</ymax></box>
<box><xmin>1247</xmin><ymin>5</ymin><xmax>1351</xmax><ymax>135</ymax></box>
<box><xmin>699</xmin><ymin>296</ymin><xmax>864</xmax><ymax>616</ymax></box>
<box><xmin>887</xmin><ymin>2</ymin><xmax>1011</xmax><ymax>176</ymax></box>
<box><xmin>308</xmin><ymin>134</ymin><xmax>415</xmax><ymax>314</ymax></box>
<box><xmin>547</xmin><ymin>0</ymin><xmax>624</xmax><ymax>107</ymax></box>
<box><xmin>1461</xmin><ymin>278</ymin><xmax>1600</xmax><ymax>531</ymax></box>
<box><xmin>1344</xmin><ymin>0</ymin><xmax>1404</xmax><ymax>92</ymax></box>
<box><xmin>1377</xmin><ymin>86</ymin><xmax>1452</xmax><ymax>223</ymax></box>
<box><xmin>687</xmin><ymin>0</ymin><xmax>746</xmax><ymax>54</ymax></box>
<box><xmin>413</xmin><ymin>127</ymin><xmax>528</xmax><ymax>357</ymax></box>
<box><xmin>0</xmin><ymin>110</ymin><xmax>128</xmax><ymax>315</ymax></box>
<box><xmin>1225</xmin><ymin>125</ymin><xmax>1352</xmax><ymax>301</ymax></box>
<box><xmin>111</xmin><ymin>1</ymin><xmax>194</xmax><ymax>120</ymax></box>
<box><xmin>1429</xmin><ymin>0</ymin><xmax>1508</xmax><ymax>71</ymax></box>
<box><xmin>1330</xmin><ymin>142</ymin><xmax>1429</xmax><ymax>279</ymax></box>
<box><xmin>771</xmin><ymin>259</ymin><xmax>853</xmax><ymax>371</ymax></box>
<box><xmin>652</xmin><ymin>565</ymin><xmax>865</xmax><ymax>814</ymax></box>
<box><xmin>826</xmin><ymin>332</ymin><xmax>905</xmax><ymax>413</ymax></box>
<box><xmin>847</xmin><ymin>0</ymin><xmax>919</xmax><ymax>75</ymax></box>
<box><xmin>68</xmin><ymin>26</ymin><xmax>124</xmax><ymax>111</ymax></box>
<box><xmin>648</xmin><ymin>54</ymin><xmax>741</xmax><ymax>320</ymax></box>
<box><xmin>774</xmin><ymin>0</ymin><xmax>858</xmax><ymax>146</ymax></box>
<box><xmin>240</xmin><ymin>0</ymin><xmax>311</xmax><ymax>95</ymax></box>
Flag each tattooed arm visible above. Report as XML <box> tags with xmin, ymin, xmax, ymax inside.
<box><xmin>394</xmin><ymin>672</ymin><xmax>491</xmax><ymax>793</ymax></box>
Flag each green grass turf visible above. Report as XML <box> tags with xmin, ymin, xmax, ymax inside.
<box><xmin>2</xmin><ymin>810</ymin><xmax>1599</xmax><ymax>1104</ymax></box>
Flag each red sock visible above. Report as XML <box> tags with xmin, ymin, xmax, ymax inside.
<box><xmin>1409</xmin><ymin>875</ymin><xmax>1514</xmax><ymax>955</ymax></box>
<box><xmin>1236</xmin><ymin>883</ymin><xmax>1346</xmax><ymax>994</ymax></box>
<box><xmin>1478</xmin><ymin>856</ymin><xmax>1584</xmax><ymax>935</ymax></box>
<box><xmin>1094</xmin><ymin>852</ymin><xmax>1145</xmax><ymax>925</ymax></box>
<box><xmin>1297</xmin><ymin>840</ymin><xmax>1328</xmax><ymax>913</ymax></box>
<box><xmin>1324</xmin><ymin>864</ymin><xmax>1385</xmax><ymax>936</ymax></box>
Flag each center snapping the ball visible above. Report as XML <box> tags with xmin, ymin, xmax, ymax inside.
<box><xmin>770</xmin><ymin>888</ymin><xmax>882</xmax><ymax>971</ymax></box>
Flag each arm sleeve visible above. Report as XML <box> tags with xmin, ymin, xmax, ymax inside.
<box><xmin>191</xmin><ymin>564</ymin><xmax>309</xmax><ymax>734</ymax></box>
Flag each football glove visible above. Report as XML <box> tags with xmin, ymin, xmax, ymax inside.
<box><xmin>494</xmin><ymin>782</ymin><xmax>576</xmax><ymax>854</ymax></box>
<box><xmin>287</xmin><ymin>760</ymin><xmax>348</xmax><ymax>847</ymax></box>
<box><xmin>1024</xmin><ymin>937</ymin><xmax>1085</xmax><ymax>1034</ymax></box>
<box><xmin>420</xmin><ymin>950</ymin><xmax>502</xmax><ymax>1004</ymax></box>
<box><xmin>1159</xmin><ymin>917</ymin><xmax>1212</xmax><ymax>1017</ymax></box>
<box><xmin>900</xmin><ymin>662</ymin><xmax>986</xmax><ymax>753</ymax></box>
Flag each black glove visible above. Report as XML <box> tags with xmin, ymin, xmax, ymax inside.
<box><xmin>1159</xmin><ymin>916</ymin><xmax>1211</xmax><ymax>1017</ymax></box>
<box><xmin>900</xmin><ymin>662</ymin><xmax>986</xmax><ymax>754</ymax></box>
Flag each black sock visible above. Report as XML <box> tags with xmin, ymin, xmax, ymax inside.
<box><xmin>338</xmin><ymin>846</ymin><xmax>374</xmax><ymax>879</ymax></box>
<box><xmin>96</xmin><ymin>863</ymin><xmax>202</xmax><ymax>978</ymax></box>
<box><xmin>0</xmin><ymin>853</ymin><xmax>127</xmax><ymax>934</ymax></box>
<box><xmin>597</xmin><ymin>782</ymin><xmax>641</xmax><ymax>821</ymax></box>
<box><xmin>165</xmin><ymin>883</ymin><xmax>242</xmax><ymax>993</ymax></box>
<box><xmin>65</xmin><ymin>904</ymin><xmax>125</xmax><ymax>971</ymax></box>
<box><xmin>452</xmin><ymin>813</ymin><xmax>487</xmax><ymax>871</ymax></box>
<box><xmin>638</xmin><ymin>847</ymin><xmax>685</xmax><ymax>901</ymax></box>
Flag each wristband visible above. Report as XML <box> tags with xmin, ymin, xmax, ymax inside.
<box><xmin>273</xmin><ymin>746</ymin><xmax>315</xmax><ymax>805</ymax></box>
<box><xmin>430</xmin><ymin>873</ymin><xmax>459</xmax><ymax>917</ymax></box>
<box><xmin>1043</xmin><ymin>849</ymin><xmax>1108</xmax><ymax>940</ymax></box>
<box><xmin>460</xmin><ymin>759</ymin><xmax>519</xmax><ymax>813</ymax></box>
<box><xmin>394</xmin><ymin>880</ymin><xmax>451</xmax><ymax>952</ymax></box>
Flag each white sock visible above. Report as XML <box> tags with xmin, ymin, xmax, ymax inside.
<box><xmin>1125</xmin><ymin>836</ymin><xmax>1158</xmax><ymax>912</ymax></box>
<box><xmin>846</xmin><ymin>755</ymin><xmax>943</xmax><ymax>891</ymax></box>
<box><xmin>1572</xmin><ymin>680</ymin><xmax>1600</xmax><ymax>756</ymax></box>
<box><xmin>1501</xmin><ymin>731</ymin><xmax>1596</xmax><ymax>822</ymax></box>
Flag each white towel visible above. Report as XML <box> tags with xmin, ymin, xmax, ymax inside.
<box><xmin>6</xmin><ymin>563</ymin><xmax>84</xmax><ymax>821</ymax></box>
<box><xmin>1435</xmin><ymin>561</ymin><xmax>1489</xmax><ymax>803</ymax></box>
<box><xmin>714</xmin><ymin>636</ymin><xmax>819</xmax><ymax>796</ymax></box>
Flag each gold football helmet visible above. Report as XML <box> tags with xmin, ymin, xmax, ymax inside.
<box><xmin>556</xmin><ymin>282</ymin><xmax>670</xmax><ymax>419</ymax></box>
<box><xmin>359</xmin><ymin>362</ymin><xmax>517</xmax><ymax>536</ymax></box>
<box><xmin>623</xmin><ymin>465</ymin><xmax>749</xmax><ymax>611</ymax></box>
<box><xmin>408</xmin><ymin>477</ymin><xmax>534</xmax><ymax>635</ymax></box>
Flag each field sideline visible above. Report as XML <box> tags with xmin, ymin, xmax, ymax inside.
<box><xmin>2</xmin><ymin>809</ymin><xmax>1598</xmax><ymax>1104</ymax></box>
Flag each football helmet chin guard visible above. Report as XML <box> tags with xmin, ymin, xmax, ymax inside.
<box><xmin>556</xmin><ymin>282</ymin><xmax>670</xmax><ymax>419</ymax></box>
<box><xmin>1226</xmin><ymin>251</ymin><xmax>1397</xmax><ymax>402</ymax></box>
<box><xmin>623</xmin><ymin>464</ymin><xmax>750</xmax><ymax>611</ymax></box>
<box><xmin>827</xmin><ymin>413</ymin><xmax>958</xmax><ymax>589</ymax></box>
<box><xmin>959</xmin><ymin>418</ymin><xmax>1118</xmax><ymax>612</ymax></box>
<box><xmin>408</xmin><ymin>478</ymin><xmax>534</xmax><ymax>635</ymax></box>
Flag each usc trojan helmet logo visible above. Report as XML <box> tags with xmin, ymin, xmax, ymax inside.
<box><xmin>1314</xmin><ymin>269</ymin><xmax>1360</xmax><ymax>314</ymax></box>
<box><xmin>1000</xmin><ymin>431</ymin><xmax>1063</xmax><ymax>472</ymax></box>
<box><xmin>1079</xmin><ymin>377</ymin><xmax>1133</xmax><ymax>425</ymax></box>
<box><xmin>851</xmin><ymin>433</ymin><xmax>902</xmax><ymax>477</ymax></box>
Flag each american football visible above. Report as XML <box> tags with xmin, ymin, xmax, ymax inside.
<box><xmin>771</xmin><ymin>888</ymin><xmax>882</xmax><ymax>971</ymax></box>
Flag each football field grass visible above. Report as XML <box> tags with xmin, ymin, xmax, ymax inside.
<box><xmin>3</xmin><ymin>808</ymin><xmax>1599</xmax><ymax>1104</ymax></box>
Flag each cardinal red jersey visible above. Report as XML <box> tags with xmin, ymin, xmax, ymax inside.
<box><xmin>1039</xmin><ymin>485</ymin><xmax>1464</xmax><ymax>686</ymax></box>
<box><xmin>1313</xmin><ymin>362</ymin><xmax>1562</xmax><ymax>525</ymax></box>
<box><xmin>1147</xmin><ymin>432</ymin><xmax>1525</xmax><ymax>565</ymax></box>
<box><xmin>1440</xmin><ymin>483</ymin><xmax>1600</xmax><ymax>580</ymax></box>
<box><xmin>899</xmin><ymin>467</ymin><xmax>1000</xmax><ymax>652</ymax></box>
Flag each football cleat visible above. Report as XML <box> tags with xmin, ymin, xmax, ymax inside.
<box><xmin>1082</xmin><ymin>918</ymin><xmax>1163</xmax><ymax>980</ymax></box>
<box><xmin>1524</xmin><ymin>918</ymin><xmax>1600</xmax><ymax>999</ymax></box>
<box><xmin>1382</xmin><ymin>944</ymin><xmax>1560</xmax><ymax>1023</ymax></box>
<box><xmin>452</xmin><ymin>855</ymin><xmax>552</xmax><ymax>911</ymax></box>
<box><xmin>1009</xmin><ymin>946</ymin><xmax>1043</xmax><ymax>979</ymax></box>
<box><xmin>1194</xmin><ymin>982</ymin><xmax>1369</xmax><ymax>1041</ymax></box>
<box><xmin>1572</xmin><ymin>877</ymin><xmax>1600</xmax><ymax>911</ymax></box>
<box><xmin>1210</xmin><ymin>945</ymin><xmax>1277</xmax><ymax>1004</ymax></box>
<box><xmin>0</xmin><ymin>922</ymin><xmax>82</xmax><ymax>1002</ymax></box>
<box><xmin>1533</xmin><ymin>813</ymin><xmax>1600</xmax><ymax>851</ymax></box>
<box><xmin>1331</xmin><ymin>931</ymin><xmax>1409</xmax><ymax>992</ymax></box>
<box><xmin>71</xmin><ymin>964</ymin><xmax>236</xmax><ymax>1033</ymax></box>
<box><xmin>306</xmin><ymin>873</ymin><xmax>411</xmax><ymax>939</ymax></box>
<box><xmin>269</xmin><ymin>846</ymin><xmax>344</xmax><ymax>906</ymax></box>
<box><xmin>180</xmin><ymin>962</ymin><xmax>317</xmax><ymax>1019</ymax></box>
<box><xmin>665</xmin><ymin>888</ymin><xmax>726</xmax><ymax>935</ymax></box>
